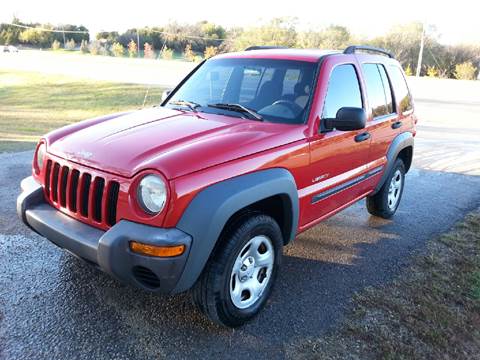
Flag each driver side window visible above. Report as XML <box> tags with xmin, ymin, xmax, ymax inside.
<box><xmin>322</xmin><ymin>64</ymin><xmax>362</xmax><ymax>119</ymax></box>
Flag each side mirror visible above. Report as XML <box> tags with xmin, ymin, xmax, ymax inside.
<box><xmin>161</xmin><ymin>89</ymin><xmax>172</xmax><ymax>102</ymax></box>
<box><xmin>323</xmin><ymin>107</ymin><xmax>366</xmax><ymax>131</ymax></box>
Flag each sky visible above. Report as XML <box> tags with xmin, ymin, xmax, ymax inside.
<box><xmin>1</xmin><ymin>0</ymin><xmax>479</xmax><ymax>45</ymax></box>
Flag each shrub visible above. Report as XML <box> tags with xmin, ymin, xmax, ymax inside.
<box><xmin>51</xmin><ymin>39</ymin><xmax>61</xmax><ymax>50</ymax></box>
<box><xmin>426</xmin><ymin>66</ymin><xmax>438</xmax><ymax>77</ymax></box>
<box><xmin>204</xmin><ymin>46</ymin><xmax>218</xmax><ymax>59</ymax></box>
<box><xmin>128</xmin><ymin>40</ymin><xmax>137</xmax><ymax>58</ymax></box>
<box><xmin>183</xmin><ymin>44</ymin><xmax>195</xmax><ymax>61</ymax></box>
<box><xmin>80</xmin><ymin>39</ymin><xmax>89</xmax><ymax>53</ymax></box>
<box><xmin>98</xmin><ymin>46</ymin><xmax>110</xmax><ymax>56</ymax></box>
<box><xmin>193</xmin><ymin>55</ymin><xmax>203</xmax><ymax>62</ymax></box>
<box><xmin>404</xmin><ymin>64</ymin><xmax>413</xmax><ymax>76</ymax></box>
<box><xmin>65</xmin><ymin>39</ymin><xmax>76</xmax><ymax>50</ymax></box>
<box><xmin>161</xmin><ymin>46</ymin><xmax>174</xmax><ymax>60</ymax></box>
<box><xmin>89</xmin><ymin>41</ymin><xmax>100</xmax><ymax>55</ymax></box>
<box><xmin>144</xmin><ymin>42</ymin><xmax>155</xmax><ymax>59</ymax></box>
<box><xmin>454</xmin><ymin>62</ymin><xmax>477</xmax><ymax>80</ymax></box>
<box><xmin>89</xmin><ymin>41</ymin><xmax>108</xmax><ymax>56</ymax></box>
<box><xmin>111</xmin><ymin>42</ymin><xmax>125</xmax><ymax>57</ymax></box>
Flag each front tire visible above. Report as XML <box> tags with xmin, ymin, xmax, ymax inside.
<box><xmin>366</xmin><ymin>158</ymin><xmax>406</xmax><ymax>219</ymax></box>
<box><xmin>192</xmin><ymin>214</ymin><xmax>283</xmax><ymax>327</ymax></box>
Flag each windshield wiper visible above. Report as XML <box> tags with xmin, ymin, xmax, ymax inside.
<box><xmin>208</xmin><ymin>103</ymin><xmax>263</xmax><ymax>121</ymax></box>
<box><xmin>169</xmin><ymin>100</ymin><xmax>201</xmax><ymax>113</ymax></box>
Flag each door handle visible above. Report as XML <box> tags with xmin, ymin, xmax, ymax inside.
<box><xmin>354</xmin><ymin>132</ymin><xmax>371</xmax><ymax>142</ymax></box>
<box><xmin>391</xmin><ymin>121</ymin><xmax>402</xmax><ymax>129</ymax></box>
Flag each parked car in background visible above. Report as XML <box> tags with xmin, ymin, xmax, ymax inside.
<box><xmin>1</xmin><ymin>45</ymin><xmax>19</xmax><ymax>53</ymax></box>
<box><xmin>18</xmin><ymin>45</ymin><xmax>416</xmax><ymax>327</ymax></box>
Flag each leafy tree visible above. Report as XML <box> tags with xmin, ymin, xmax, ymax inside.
<box><xmin>89</xmin><ymin>41</ymin><xmax>103</xmax><ymax>55</ymax></box>
<box><xmin>144</xmin><ymin>42</ymin><xmax>155</xmax><ymax>58</ymax></box>
<box><xmin>404</xmin><ymin>64</ymin><xmax>413</xmax><ymax>76</ymax></box>
<box><xmin>96</xmin><ymin>31</ymin><xmax>119</xmax><ymax>43</ymax></box>
<box><xmin>184</xmin><ymin>44</ymin><xmax>195</xmax><ymax>61</ymax></box>
<box><xmin>297</xmin><ymin>25</ymin><xmax>351</xmax><ymax>49</ymax></box>
<box><xmin>0</xmin><ymin>17</ymin><xmax>24</xmax><ymax>45</ymax></box>
<box><xmin>454</xmin><ymin>62</ymin><xmax>477</xmax><ymax>80</ymax></box>
<box><xmin>56</xmin><ymin>24</ymin><xmax>89</xmax><ymax>43</ymax></box>
<box><xmin>434</xmin><ymin>44</ymin><xmax>480</xmax><ymax>78</ymax></box>
<box><xmin>426</xmin><ymin>66</ymin><xmax>438</xmax><ymax>77</ymax></box>
<box><xmin>233</xmin><ymin>18</ymin><xmax>297</xmax><ymax>51</ymax></box>
<box><xmin>128</xmin><ymin>40</ymin><xmax>137</xmax><ymax>57</ymax></box>
<box><xmin>161</xmin><ymin>46</ymin><xmax>173</xmax><ymax>60</ymax></box>
<box><xmin>80</xmin><ymin>39</ymin><xmax>89</xmax><ymax>53</ymax></box>
<box><xmin>111</xmin><ymin>42</ymin><xmax>125</xmax><ymax>57</ymax></box>
<box><xmin>65</xmin><ymin>38</ymin><xmax>76</xmax><ymax>50</ymax></box>
<box><xmin>51</xmin><ymin>39</ymin><xmax>61</xmax><ymax>50</ymax></box>
<box><xmin>204</xmin><ymin>46</ymin><xmax>218</xmax><ymax>59</ymax></box>
<box><xmin>19</xmin><ymin>27</ymin><xmax>54</xmax><ymax>47</ymax></box>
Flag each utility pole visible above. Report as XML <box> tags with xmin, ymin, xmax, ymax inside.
<box><xmin>137</xmin><ymin>29</ymin><xmax>140</xmax><ymax>58</ymax></box>
<box><xmin>62</xmin><ymin>25</ymin><xmax>66</xmax><ymax>49</ymax></box>
<box><xmin>416</xmin><ymin>23</ymin><xmax>425</xmax><ymax>77</ymax></box>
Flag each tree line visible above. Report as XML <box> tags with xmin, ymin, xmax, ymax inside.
<box><xmin>1</xmin><ymin>17</ymin><xmax>479</xmax><ymax>79</ymax></box>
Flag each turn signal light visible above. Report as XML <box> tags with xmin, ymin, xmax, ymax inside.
<box><xmin>129</xmin><ymin>241</ymin><xmax>185</xmax><ymax>257</ymax></box>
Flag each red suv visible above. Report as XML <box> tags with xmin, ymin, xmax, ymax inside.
<box><xmin>18</xmin><ymin>45</ymin><xmax>416</xmax><ymax>327</ymax></box>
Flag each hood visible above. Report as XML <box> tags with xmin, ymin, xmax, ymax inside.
<box><xmin>47</xmin><ymin>107</ymin><xmax>306</xmax><ymax>179</ymax></box>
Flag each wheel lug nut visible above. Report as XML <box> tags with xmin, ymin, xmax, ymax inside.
<box><xmin>241</xmin><ymin>265</ymin><xmax>247</xmax><ymax>271</ymax></box>
<box><xmin>241</xmin><ymin>276</ymin><xmax>248</xmax><ymax>282</ymax></box>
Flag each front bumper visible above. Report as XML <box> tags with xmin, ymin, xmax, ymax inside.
<box><xmin>17</xmin><ymin>176</ymin><xmax>192</xmax><ymax>294</ymax></box>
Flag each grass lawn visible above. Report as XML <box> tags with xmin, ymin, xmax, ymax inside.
<box><xmin>288</xmin><ymin>210</ymin><xmax>480</xmax><ymax>359</ymax></box>
<box><xmin>0</xmin><ymin>70</ymin><xmax>165</xmax><ymax>152</ymax></box>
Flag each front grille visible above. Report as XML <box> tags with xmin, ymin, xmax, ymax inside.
<box><xmin>44</xmin><ymin>159</ymin><xmax>120</xmax><ymax>227</ymax></box>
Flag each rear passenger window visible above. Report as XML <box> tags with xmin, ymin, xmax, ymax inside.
<box><xmin>377</xmin><ymin>65</ymin><xmax>394</xmax><ymax>114</ymax></box>
<box><xmin>362</xmin><ymin>63</ymin><xmax>394</xmax><ymax>118</ymax></box>
<box><xmin>322</xmin><ymin>64</ymin><xmax>362</xmax><ymax>119</ymax></box>
<box><xmin>388</xmin><ymin>65</ymin><xmax>413</xmax><ymax>113</ymax></box>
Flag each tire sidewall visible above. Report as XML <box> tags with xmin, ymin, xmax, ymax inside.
<box><xmin>381</xmin><ymin>159</ymin><xmax>406</xmax><ymax>216</ymax></box>
<box><xmin>217</xmin><ymin>216</ymin><xmax>282</xmax><ymax>325</ymax></box>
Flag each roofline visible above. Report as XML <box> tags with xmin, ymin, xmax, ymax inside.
<box><xmin>237</xmin><ymin>44</ymin><xmax>394</xmax><ymax>59</ymax></box>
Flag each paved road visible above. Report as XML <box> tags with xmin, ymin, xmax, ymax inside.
<box><xmin>1</xmin><ymin>96</ymin><xmax>479</xmax><ymax>357</ymax></box>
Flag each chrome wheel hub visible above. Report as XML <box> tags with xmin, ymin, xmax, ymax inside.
<box><xmin>387</xmin><ymin>169</ymin><xmax>403</xmax><ymax>210</ymax></box>
<box><xmin>230</xmin><ymin>235</ymin><xmax>274</xmax><ymax>309</ymax></box>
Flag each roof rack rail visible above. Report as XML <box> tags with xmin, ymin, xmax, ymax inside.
<box><xmin>343</xmin><ymin>45</ymin><xmax>394</xmax><ymax>58</ymax></box>
<box><xmin>245</xmin><ymin>46</ymin><xmax>288</xmax><ymax>51</ymax></box>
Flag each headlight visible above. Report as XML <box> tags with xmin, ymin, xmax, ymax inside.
<box><xmin>36</xmin><ymin>143</ymin><xmax>46</xmax><ymax>172</ymax></box>
<box><xmin>137</xmin><ymin>175</ymin><xmax>167</xmax><ymax>214</ymax></box>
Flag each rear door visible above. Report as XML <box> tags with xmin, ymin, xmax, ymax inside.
<box><xmin>360</xmin><ymin>62</ymin><xmax>398</xmax><ymax>190</ymax></box>
<box><xmin>386</xmin><ymin>64</ymin><xmax>415</xmax><ymax>133</ymax></box>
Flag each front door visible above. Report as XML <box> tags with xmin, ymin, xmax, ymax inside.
<box><xmin>300</xmin><ymin>61</ymin><xmax>371</xmax><ymax>227</ymax></box>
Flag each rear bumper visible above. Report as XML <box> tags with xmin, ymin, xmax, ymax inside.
<box><xmin>17</xmin><ymin>176</ymin><xmax>192</xmax><ymax>294</ymax></box>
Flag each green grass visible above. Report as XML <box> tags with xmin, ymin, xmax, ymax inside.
<box><xmin>0</xmin><ymin>70</ymin><xmax>165</xmax><ymax>152</ymax></box>
<box><xmin>289</xmin><ymin>211</ymin><xmax>480</xmax><ymax>359</ymax></box>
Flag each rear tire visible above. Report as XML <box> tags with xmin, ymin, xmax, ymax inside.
<box><xmin>366</xmin><ymin>158</ymin><xmax>405</xmax><ymax>219</ymax></box>
<box><xmin>192</xmin><ymin>214</ymin><xmax>283</xmax><ymax>327</ymax></box>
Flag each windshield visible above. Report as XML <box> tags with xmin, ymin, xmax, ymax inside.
<box><xmin>165</xmin><ymin>58</ymin><xmax>317</xmax><ymax>124</ymax></box>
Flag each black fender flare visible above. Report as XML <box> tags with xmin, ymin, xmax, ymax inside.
<box><xmin>373</xmin><ymin>132</ymin><xmax>414</xmax><ymax>194</ymax></box>
<box><xmin>173</xmin><ymin>168</ymin><xmax>299</xmax><ymax>293</ymax></box>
